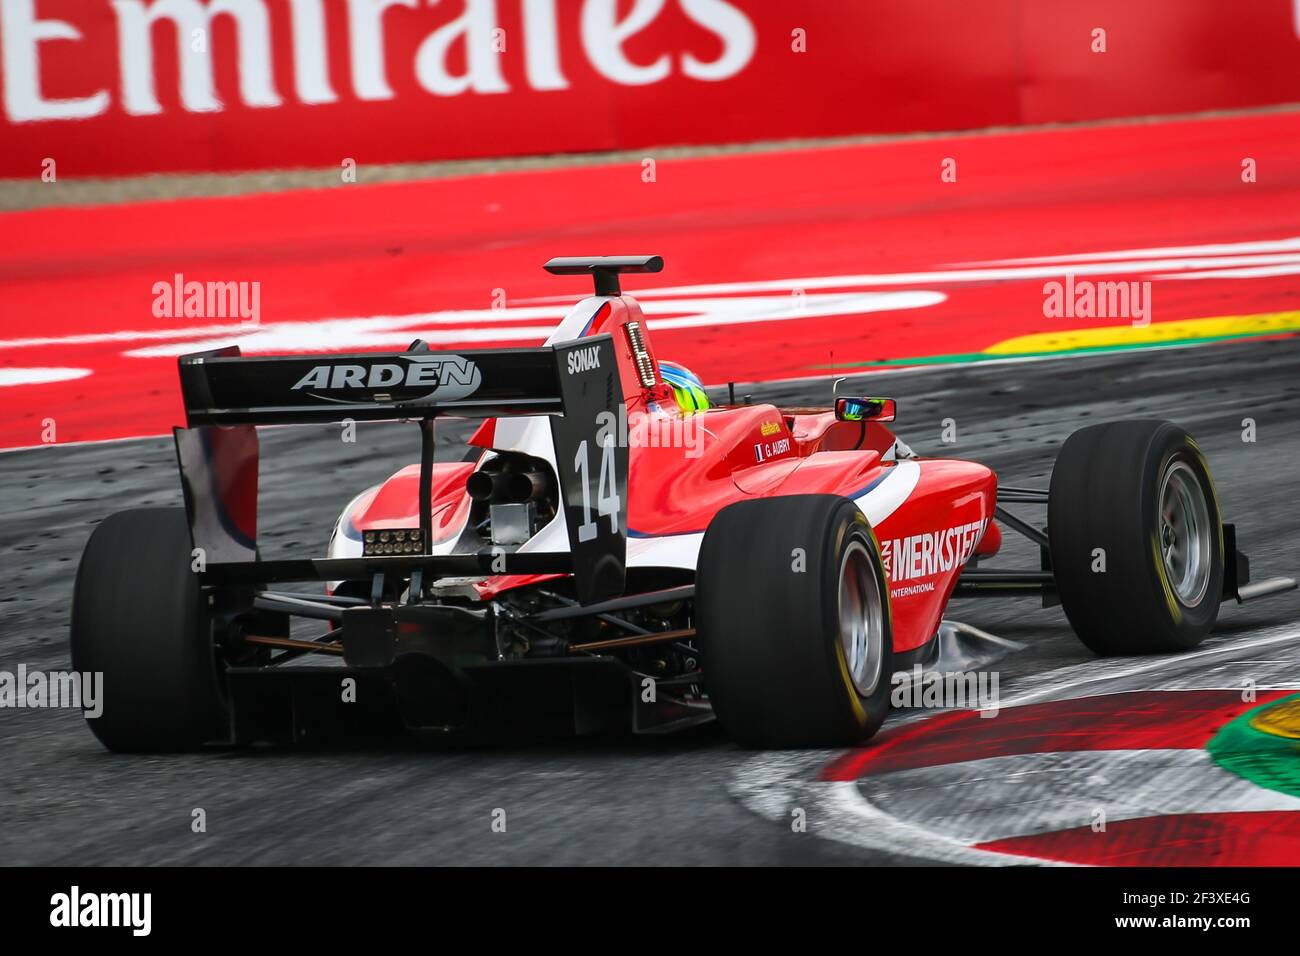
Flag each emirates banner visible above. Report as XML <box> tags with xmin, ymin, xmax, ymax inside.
<box><xmin>3</xmin><ymin>0</ymin><xmax>1300</xmax><ymax>178</ymax></box>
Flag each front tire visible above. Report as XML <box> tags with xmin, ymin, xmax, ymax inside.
<box><xmin>70</xmin><ymin>508</ymin><xmax>229</xmax><ymax>751</ymax></box>
<box><xmin>1048</xmin><ymin>420</ymin><xmax>1224</xmax><ymax>656</ymax></box>
<box><xmin>697</xmin><ymin>495</ymin><xmax>893</xmax><ymax>748</ymax></box>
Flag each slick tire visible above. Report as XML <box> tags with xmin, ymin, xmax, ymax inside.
<box><xmin>1048</xmin><ymin>421</ymin><xmax>1224</xmax><ymax>656</ymax></box>
<box><xmin>697</xmin><ymin>495</ymin><xmax>893</xmax><ymax>748</ymax></box>
<box><xmin>70</xmin><ymin>508</ymin><xmax>229</xmax><ymax>752</ymax></box>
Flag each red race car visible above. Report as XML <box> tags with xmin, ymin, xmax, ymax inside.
<box><xmin>70</xmin><ymin>256</ymin><xmax>1296</xmax><ymax>751</ymax></box>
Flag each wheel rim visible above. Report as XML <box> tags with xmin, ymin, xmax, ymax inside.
<box><xmin>838</xmin><ymin>539</ymin><xmax>885</xmax><ymax>696</ymax></box>
<box><xmin>1158</xmin><ymin>459</ymin><xmax>1212</xmax><ymax>607</ymax></box>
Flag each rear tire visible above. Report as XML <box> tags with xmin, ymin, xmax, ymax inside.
<box><xmin>70</xmin><ymin>508</ymin><xmax>229</xmax><ymax>751</ymax></box>
<box><xmin>1048</xmin><ymin>420</ymin><xmax>1224</xmax><ymax>656</ymax></box>
<box><xmin>697</xmin><ymin>495</ymin><xmax>893</xmax><ymax>748</ymax></box>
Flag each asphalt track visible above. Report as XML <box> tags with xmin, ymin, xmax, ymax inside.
<box><xmin>2</xmin><ymin>338</ymin><xmax>1297</xmax><ymax>865</ymax></box>
<box><xmin>3</xmin><ymin>107</ymin><xmax>1298</xmax><ymax>864</ymax></box>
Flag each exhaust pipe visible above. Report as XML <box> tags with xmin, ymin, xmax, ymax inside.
<box><xmin>505</xmin><ymin>470</ymin><xmax>547</xmax><ymax>504</ymax></box>
<box><xmin>466</xmin><ymin>470</ymin><xmax>506</xmax><ymax>502</ymax></box>
<box><xmin>467</xmin><ymin>467</ymin><xmax>549</xmax><ymax>504</ymax></box>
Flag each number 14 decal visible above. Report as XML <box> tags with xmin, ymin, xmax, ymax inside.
<box><xmin>574</xmin><ymin>437</ymin><xmax>621</xmax><ymax>542</ymax></box>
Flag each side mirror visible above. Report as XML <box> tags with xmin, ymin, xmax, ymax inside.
<box><xmin>835</xmin><ymin>397</ymin><xmax>896</xmax><ymax>422</ymax></box>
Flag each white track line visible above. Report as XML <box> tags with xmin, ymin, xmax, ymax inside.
<box><xmin>729</xmin><ymin>624</ymin><xmax>1300</xmax><ymax>865</ymax></box>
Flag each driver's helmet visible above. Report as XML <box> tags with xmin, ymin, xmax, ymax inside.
<box><xmin>658</xmin><ymin>361</ymin><xmax>710</xmax><ymax>414</ymax></box>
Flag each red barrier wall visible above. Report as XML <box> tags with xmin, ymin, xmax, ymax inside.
<box><xmin>3</xmin><ymin>0</ymin><xmax>1300</xmax><ymax>178</ymax></box>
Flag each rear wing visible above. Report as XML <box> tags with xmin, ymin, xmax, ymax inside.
<box><xmin>177</xmin><ymin>344</ymin><xmax>574</xmax><ymax>425</ymax></box>
<box><xmin>173</xmin><ymin>338</ymin><xmax>628</xmax><ymax>604</ymax></box>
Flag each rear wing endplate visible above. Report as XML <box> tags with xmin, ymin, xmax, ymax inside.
<box><xmin>173</xmin><ymin>338</ymin><xmax>628</xmax><ymax>604</ymax></box>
